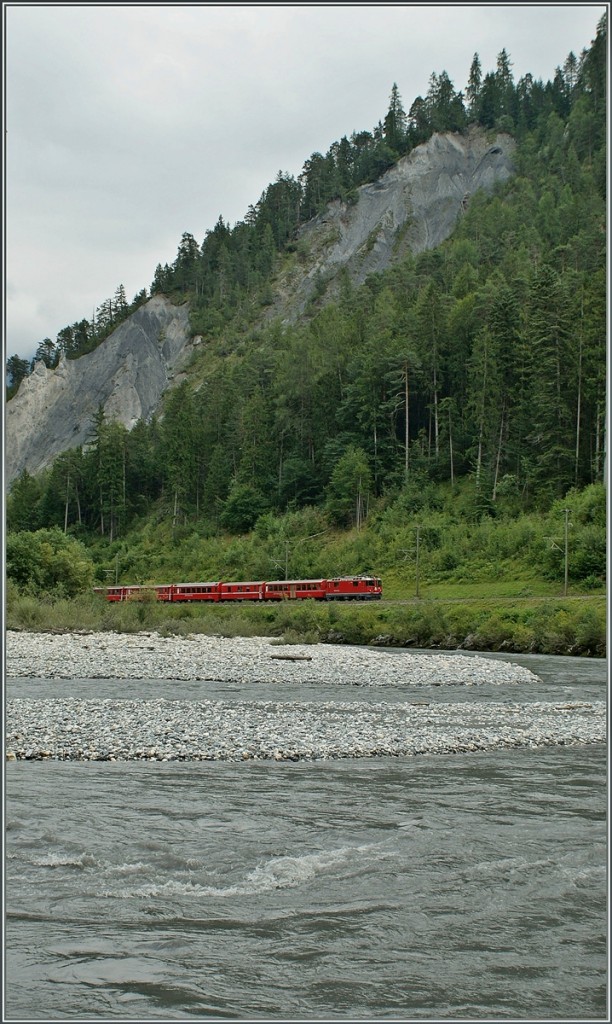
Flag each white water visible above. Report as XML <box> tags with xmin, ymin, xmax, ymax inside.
<box><xmin>5</xmin><ymin>652</ymin><xmax>607</xmax><ymax>1021</ymax></box>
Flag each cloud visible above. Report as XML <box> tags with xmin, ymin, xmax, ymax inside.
<box><xmin>5</xmin><ymin>3</ymin><xmax>605</xmax><ymax>361</ymax></box>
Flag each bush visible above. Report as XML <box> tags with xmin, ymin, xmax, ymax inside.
<box><xmin>573</xmin><ymin>606</ymin><xmax>606</xmax><ymax>656</ymax></box>
<box><xmin>6</xmin><ymin>528</ymin><xmax>94</xmax><ymax>597</ymax></box>
<box><xmin>221</xmin><ymin>485</ymin><xmax>270</xmax><ymax>534</ymax></box>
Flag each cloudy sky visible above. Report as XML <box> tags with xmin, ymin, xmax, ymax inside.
<box><xmin>4</xmin><ymin>2</ymin><xmax>605</xmax><ymax>362</ymax></box>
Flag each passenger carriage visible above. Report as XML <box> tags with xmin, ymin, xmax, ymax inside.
<box><xmin>264</xmin><ymin>579</ymin><xmax>327</xmax><ymax>601</ymax></box>
<box><xmin>171</xmin><ymin>582</ymin><xmax>222</xmax><ymax>602</ymax></box>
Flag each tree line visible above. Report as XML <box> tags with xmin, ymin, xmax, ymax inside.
<box><xmin>6</xmin><ymin>17</ymin><xmax>605</xmax><ymax>392</ymax></box>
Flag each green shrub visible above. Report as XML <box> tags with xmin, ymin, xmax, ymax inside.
<box><xmin>7</xmin><ymin>528</ymin><xmax>94</xmax><ymax>597</ymax></box>
<box><xmin>507</xmin><ymin>622</ymin><xmax>537</xmax><ymax>652</ymax></box>
<box><xmin>573</xmin><ymin>606</ymin><xmax>606</xmax><ymax>656</ymax></box>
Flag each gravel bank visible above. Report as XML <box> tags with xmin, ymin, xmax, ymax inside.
<box><xmin>6</xmin><ymin>631</ymin><xmax>606</xmax><ymax>762</ymax></box>
<box><xmin>7</xmin><ymin>630</ymin><xmax>539</xmax><ymax>686</ymax></box>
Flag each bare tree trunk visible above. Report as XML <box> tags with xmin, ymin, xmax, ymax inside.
<box><xmin>594</xmin><ymin>399</ymin><xmax>605</xmax><ymax>482</ymax></box>
<box><xmin>492</xmin><ymin>407</ymin><xmax>506</xmax><ymax>501</ymax></box>
<box><xmin>575</xmin><ymin>333</ymin><xmax>583</xmax><ymax>485</ymax></box>
<box><xmin>432</xmin><ymin>363</ymin><xmax>439</xmax><ymax>459</ymax></box>
<box><xmin>475</xmin><ymin>339</ymin><xmax>489</xmax><ymax>489</ymax></box>
<box><xmin>404</xmin><ymin>362</ymin><xmax>410</xmax><ymax>479</ymax></box>
<box><xmin>476</xmin><ymin>435</ymin><xmax>483</xmax><ymax>488</ymax></box>
<box><xmin>172</xmin><ymin>486</ymin><xmax>179</xmax><ymax>532</ymax></box>
<box><xmin>277</xmin><ymin>433</ymin><xmax>284</xmax><ymax>498</ymax></box>
<box><xmin>448</xmin><ymin>405</ymin><xmax>454</xmax><ymax>486</ymax></box>
<box><xmin>64</xmin><ymin>473</ymin><xmax>70</xmax><ymax>533</ymax></box>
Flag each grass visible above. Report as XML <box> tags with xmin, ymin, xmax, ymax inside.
<box><xmin>381</xmin><ymin>579</ymin><xmax>563</xmax><ymax>600</ymax></box>
<box><xmin>6</xmin><ymin>589</ymin><xmax>606</xmax><ymax>658</ymax></box>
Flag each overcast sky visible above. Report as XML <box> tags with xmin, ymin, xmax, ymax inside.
<box><xmin>4</xmin><ymin>2</ymin><xmax>606</xmax><ymax>362</ymax></box>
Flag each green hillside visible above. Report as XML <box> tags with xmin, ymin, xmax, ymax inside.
<box><xmin>6</xmin><ymin>16</ymin><xmax>607</xmax><ymax>652</ymax></box>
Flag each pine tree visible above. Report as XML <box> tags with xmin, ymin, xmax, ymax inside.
<box><xmin>6</xmin><ymin>354</ymin><xmax>31</xmax><ymax>392</ymax></box>
<box><xmin>33</xmin><ymin>338</ymin><xmax>57</xmax><ymax>368</ymax></box>
<box><xmin>113</xmin><ymin>283</ymin><xmax>129</xmax><ymax>321</ymax></box>
<box><xmin>466</xmin><ymin>53</ymin><xmax>482</xmax><ymax>120</ymax></box>
<box><xmin>383</xmin><ymin>83</ymin><xmax>407</xmax><ymax>154</ymax></box>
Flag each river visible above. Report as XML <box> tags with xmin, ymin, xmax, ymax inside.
<box><xmin>5</xmin><ymin>650</ymin><xmax>607</xmax><ymax>1021</ymax></box>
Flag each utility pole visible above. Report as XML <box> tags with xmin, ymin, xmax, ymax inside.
<box><xmin>415</xmin><ymin>524</ymin><xmax>421</xmax><ymax>599</ymax></box>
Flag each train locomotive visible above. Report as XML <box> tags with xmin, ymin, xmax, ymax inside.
<box><xmin>94</xmin><ymin>576</ymin><xmax>382</xmax><ymax>603</ymax></box>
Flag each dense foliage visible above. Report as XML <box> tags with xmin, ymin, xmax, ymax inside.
<box><xmin>5</xmin><ymin>16</ymin><xmax>607</xmax><ymax>606</ymax></box>
<box><xmin>6</xmin><ymin>528</ymin><xmax>94</xmax><ymax>597</ymax></box>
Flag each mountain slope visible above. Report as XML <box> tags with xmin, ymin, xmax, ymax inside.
<box><xmin>6</xmin><ymin>128</ymin><xmax>515</xmax><ymax>486</ymax></box>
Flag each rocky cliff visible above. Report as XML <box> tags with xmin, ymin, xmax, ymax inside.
<box><xmin>6</xmin><ymin>296</ymin><xmax>193</xmax><ymax>483</ymax></box>
<box><xmin>270</xmin><ymin>128</ymin><xmax>516</xmax><ymax>318</ymax></box>
<box><xmin>6</xmin><ymin>129</ymin><xmax>515</xmax><ymax>486</ymax></box>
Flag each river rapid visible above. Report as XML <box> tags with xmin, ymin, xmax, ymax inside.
<box><xmin>5</xmin><ymin>644</ymin><xmax>607</xmax><ymax>1022</ymax></box>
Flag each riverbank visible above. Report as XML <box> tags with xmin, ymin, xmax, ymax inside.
<box><xmin>6</xmin><ymin>632</ymin><xmax>606</xmax><ymax>763</ymax></box>
<box><xmin>6</xmin><ymin>590</ymin><xmax>607</xmax><ymax>656</ymax></box>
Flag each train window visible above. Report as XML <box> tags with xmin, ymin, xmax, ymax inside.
<box><xmin>353</xmin><ymin>581</ymin><xmax>359</xmax><ymax>587</ymax></box>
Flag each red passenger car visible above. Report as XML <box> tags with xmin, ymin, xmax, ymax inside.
<box><xmin>219</xmin><ymin>581</ymin><xmax>265</xmax><ymax>601</ymax></box>
<box><xmin>171</xmin><ymin>582</ymin><xmax>222</xmax><ymax>602</ymax></box>
<box><xmin>264</xmin><ymin>579</ymin><xmax>327</xmax><ymax>600</ymax></box>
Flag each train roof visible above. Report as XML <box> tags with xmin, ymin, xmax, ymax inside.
<box><xmin>173</xmin><ymin>581</ymin><xmax>222</xmax><ymax>587</ymax></box>
<box><xmin>220</xmin><ymin>581</ymin><xmax>265</xmax><ymax>587</ymax></box>
<box><xmin>328</xmin><ymin>575</ymin><xmax>380</xmax><ymax>581</ymax></box>
<box><xmin>265</xmin><ymin>579</ymin><xmax>326</xmax><ymax>585</ymax></box>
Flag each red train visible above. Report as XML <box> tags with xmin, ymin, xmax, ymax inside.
<box><xmin>94</xmin><ymin>576</ymin><xmax>382</xmax><ymax>603</ymax></box>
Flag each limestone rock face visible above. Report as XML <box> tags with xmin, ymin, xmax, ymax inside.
<box><xmin>271</xmin><ymin>129</ymin><xmax>516</xmax><ymax>319</ymax></box>
<box><xmin>6</xmin><ymin>295</ymin><xmax>192</xmax><ymax>484</ymax></box>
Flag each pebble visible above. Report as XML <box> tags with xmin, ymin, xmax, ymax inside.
<box><xmin>5</xmin><ymin>631</ymin><xmax>606</xmax><ymax>762</ymax></box>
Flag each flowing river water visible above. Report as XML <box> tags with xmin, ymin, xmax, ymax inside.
<box><xmin>5</xmin><ymin>650</ymin><xmax>607</xmax><ymax>1021</ymax></box>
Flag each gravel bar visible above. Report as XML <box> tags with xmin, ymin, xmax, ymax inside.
<box><xmin>6</xmin><ymin>631</ymin><xmax>606</xmax><ymax>762</ymax></box>
<box><xmin>7</xmin><ymin>630</ymin><xmax>539</xmax><ymax>686</ymax></box>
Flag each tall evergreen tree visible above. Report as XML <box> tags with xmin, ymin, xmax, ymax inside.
<box><xmin>6</xmin><ymin>354</ymin><xmax>31</xmax><ymax>391</ymax></box>
<box><xmin>383</xmin><ymin>83</ymin><xmax>407</xmax><ymax>153</ymax></box>
<box><xmin>466</xmin><ymin>53</ymin><xmax>482</xmax><ymax>120</ymax></box>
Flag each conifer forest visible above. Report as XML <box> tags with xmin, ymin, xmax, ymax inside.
<box><xmin>5</xmin><ymin>16</ymin><xmax>607</xmax><ymax>644</ymax></box>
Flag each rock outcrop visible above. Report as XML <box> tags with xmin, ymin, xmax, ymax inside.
<box><xmin>271</xmin><ymin>129</ymin><xmax>515</xmax><ymax>319</ymax></box>
<box><xmin>6</xmin><ymin>295</ymin><xmax>193</xmax><ymax>484</ymax></box>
